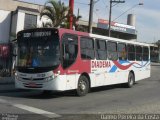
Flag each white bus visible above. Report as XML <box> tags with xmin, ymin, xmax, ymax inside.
<box><xmin>15</xmin><ymin>28</ymin><xmax>150</xmax><ymax>96</ymax></box>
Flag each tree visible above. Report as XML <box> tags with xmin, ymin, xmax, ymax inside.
<box><xmin>40</xmin><ymin>0</ymin><xmax>83</xmax><ymax>30</ymax></box>
<box><xmin>40</xmin><ymin>0</ymin><xmax>69</xmax><ymax>28</ymax></box>
<box><xmin>60</xmin><ymin>14</ymin><xmax>82</xmax><ymax>30</ymax></box>
<box><xmin>73</xmin><ymin>14</ymin><xmax>82</xmax><ymax>30</ymax></box>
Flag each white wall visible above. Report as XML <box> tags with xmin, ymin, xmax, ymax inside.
<box><xmin>16</xmin><ymin>11</ymin><xmax>25</xmax><ymax>33</ymax></box>
<box><xmin>0</xmin><ymin>9</ymin><xmax>49</xmax><ymax>43</ymax></box>
<box><xmin>16</xmin><ymin>11</ymin><xmax>46</xmax><ymax>32</ymax></box>
<box><xmin>11</xmin><ymin>13</ymin><xmax>18</xmax><ymax>36</ymax></box>
<box><xmin>0</xmin><ymin>10</ymin><xmax>11</xmax><ymax>43</ymax></box>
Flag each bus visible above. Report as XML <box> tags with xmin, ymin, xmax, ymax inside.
<box><xmin>15</xmin><ymin>28</ymin><xmax>150</xmax><ymax>96</ymax></box>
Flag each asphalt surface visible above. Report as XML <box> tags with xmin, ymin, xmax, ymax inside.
<box><xmin>0</xmin><ymin>65</ymin><xmax>160</xmax><ymax>120</ymax></box>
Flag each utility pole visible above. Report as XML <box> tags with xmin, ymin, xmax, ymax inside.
<box><xmin>108</xmin><ymin>0</ymin><xmax>125</xmax><ymax>37</ymax></box>
<box><xmin>69</xmin><ymin>0</ymin><xmax>74</xmax><ymax>30</ymax></box>
<box><xmin>88</xmin><ymin>0</ymin><xmax>94</xmax><ymax>33</ymax></box>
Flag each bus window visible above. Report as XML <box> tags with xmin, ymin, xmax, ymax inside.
<box><xmin>107</xmin><ymin>41</ymin><xmax>118</xmax><ymax>60</ymax></box>
<box><xmin>62</xmin><ymin>34</ymin><xmax>78</xmax><ymax>68</ymax></box>
<box><xmin>118</xmin><ymin>43</ymin><xmax>127</xmax><ymax>60</ymax></box>
<box><xmin>127</xmin><ymin>44</ymin><xmax>135</xmax><ymax>61</ymax></box>
<box><xmin>80</xmin><ymin>37</ymin><xmax>95</xmax><ymax>59</ymax></box>
<box><xmin>143</xmin><ymin>47</ymin><xmax>149</xmax><ymax>61</ymax></box>
<box><xmin>136</xmin><ymin>46</ymin><xmax>142</xmax><ymax>61</ymax></box>
<box><xmin>95</xmin><ymin>39</ymin><xmax>107</xmax><ymax>60</ymax></box>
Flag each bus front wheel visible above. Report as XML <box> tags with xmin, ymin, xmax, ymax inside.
<box><xmin>76</xmin><ymin>76</ymin><xmax>89</xmax><ymax>96</ymax></box>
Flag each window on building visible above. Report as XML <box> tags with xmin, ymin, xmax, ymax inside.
<box><xmin>118</xmin><ymin>43</ymin><xmax>127</xmax><ymax>60</ymax></box>
<box><xmin>80</xmin><ymin>37</ymin><xmax>95</xmax><ymax>59</ymax></box>
<box><xmin>107</xmin><ymin>41</ymin><xmax>118</xmax><ymax>60</ymax></box>
<box><xmin>62</xmin><ymin>34</ymin><xmax>78</xmax><ymax>68</ymax></box>
<box><xmin>24</xmin><ymin>14</ymin><xmax>37</xmax><ymax>29</ymax></box>
<box><xmin>95</xmin><ymin>39</ymin><xmax>107</xmax><ymax>60</ymax></box>
<box><xmin>136</xmin><ymin>46</ymin><xmax>142</xmax><ymax>61</ymax></box>
<box><xmin>143</xmin><ymin>47</ymin><xmax>149</xmax><ymax>61</ymax></box>
<box><xmin>127</xmin><ymin>44</ymin><xmax>135</xmax><ymax>60</ymax></box>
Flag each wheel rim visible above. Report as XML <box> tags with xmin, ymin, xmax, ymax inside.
<box><xmin>79</xmin><ymin>80</ymin><xmax>87</xmax><ymax>93</ymax></box>
<box><xmin>129</xmin><ymin>74</ymin><xmax>134</xmax><ymax>86</ymax></box>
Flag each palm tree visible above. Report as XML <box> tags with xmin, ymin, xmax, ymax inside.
<box><xmin>72</xmin><ymin>14</ymin><xmax>82</xmax><ymax>30</ymax></box>
<box><xmin>40</xmin><ymin>0</ymin><xmax>69</xmax><ymax>28</ymax></box>
<box><xmin>60</xmin><ymin>14</ymin><xmax>82</xmax><ymax>30</ymax></box>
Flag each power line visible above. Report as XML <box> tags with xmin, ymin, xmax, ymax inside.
<box><xmin>108</xmin><ymin>0</ymin><xmax>125</xmax><ymax>37</ymax></box>
<box><xmin>102</xmin><ymin>0</ymin><xmax>108</xmax><ymax>8</ymax></box>
<box><xmin>93</xmin><ymin>10</ymin><xmax>99</xmax><ymax>19</ymax></box>
<box><xmin>75</xmin><ymin>1</ymin><xmax>89</xmax><ymax>5</ymax></box>
<box><xmin>61</xmin><ymin>0</ymin><xmax>89</xmax><ymax>6</ymax></box>
<box><xmin>113</xmin><ymin>3</ymin><xmax>143</xmax><ymax>22</ymax></box>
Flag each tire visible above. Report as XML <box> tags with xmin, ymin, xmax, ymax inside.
<box><xmin>76</xmin><ymin>76</ymin><xmax>89</xmax><ymax>96</ymax></box>
<box><xmin>126</xmin><ymin>72</ymin><xmax>135</xmax><ymax>88</ymax></box>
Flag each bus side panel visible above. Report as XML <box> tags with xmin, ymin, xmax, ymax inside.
<box><xmin>134</xmin><ymin>61</ymin><xmax>151</xmax><ymax>81</ymax></box>
<box><xmin>65</xmin><ymin>74</ymin><xmax>81</xmax><ymax>90</ymax></box>
<box><xmin>91</xmin><ymin>60</ymin><xmax>129</xmax><ymax>87</ymax></box>
<box><xmin>104</xmin><ymin>61</ymin><xmax>129</xmax><ymax>85</ymax></box>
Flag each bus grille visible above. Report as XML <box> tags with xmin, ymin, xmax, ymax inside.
<box><xmin>22</xmin><ymin>78</ymin><xmax>45</xmax><ymax>81</ymax></box>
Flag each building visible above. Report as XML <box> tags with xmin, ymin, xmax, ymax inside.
<box><xmin>149</xmin><ymin>44</ymin><xmax>159</xmax><ymax>62</ymax></box>
<box><xmin>0</xmin><ymin>0</ymin><xmax>45</xmax><ymax>76</ymax></box>
<box><xmin>0</xmin><ymin>0</ymin><xmax>138</xmax><ymax>43</ymax></box>
<box><xmin>78</xmin><ymin>18</ymin><xmax>137</xmax><ymax>40</ymax></box>
<box><xmin>0</xmin><ymin>0</ymin><xmax>159</xmax><ymax>76</ymax></box>
<box><xmin>0</xmin><ymin>0</ymin><xmax>45</xmax><ymax>44</ymax></box>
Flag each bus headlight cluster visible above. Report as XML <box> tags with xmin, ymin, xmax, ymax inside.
<box><xmin>45</xmin><ymin>76</ymin><xmax>54</xmax><ymax>82</ymax></box>
<box><xmin>54</xmin><ymin>70</ymin><xmax>60</xmax><ymax>77</ymax></box>
<box><xmin>15</xmin><ymin>74</ymin><xmax>19</xmax><ymax>80</ymax></box>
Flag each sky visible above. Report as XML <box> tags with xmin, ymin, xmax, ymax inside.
<box><xmin>20</xmin><ymin>0</ymin><xmax>160</xmax><ymax>43</ymax></box>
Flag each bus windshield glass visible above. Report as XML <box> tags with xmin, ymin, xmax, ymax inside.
<box><xmin>17</xmin><ymin>29</ymin><xmax>60</xmax><ymax>68</ymax></box>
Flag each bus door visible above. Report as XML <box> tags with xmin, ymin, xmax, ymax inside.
<box><xmin>62</xmin><ymin>33</ymin><xmax>78</xmax><ymax>90</ymax></box>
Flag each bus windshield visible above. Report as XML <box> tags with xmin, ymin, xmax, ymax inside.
<box><xmin>17</xmin><ymin>29</ymin><xmax>60</xmax><ymax>69</ymax></box>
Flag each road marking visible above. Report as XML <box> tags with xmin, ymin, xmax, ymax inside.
<box><xmin>0</xmin><ymin>98</ymin><xmax>61</xmax><ymax>118</ymax></box>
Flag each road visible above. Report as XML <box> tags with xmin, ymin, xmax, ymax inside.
<box><xmin>0</xmin><ymin>65</ymin><xmax>160</xmax><ymax>120</ymax></box>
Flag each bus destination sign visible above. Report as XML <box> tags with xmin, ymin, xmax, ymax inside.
<box><xmin>23</xmin><ymin>31</ymin><xmax>52</xmax><ymax>38</ymax></box>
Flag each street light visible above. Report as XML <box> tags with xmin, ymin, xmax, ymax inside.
<box><xmin>112</xmin><ymin>3</ymin><xmax>143</xmax><ymax>22</ymax></box>
<box><xmin>108</xmin><ymin>0</ymin><xmax>125</xmax><ymax>37</ymax></box>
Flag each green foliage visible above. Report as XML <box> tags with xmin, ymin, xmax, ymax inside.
<box><xmin>40</xmin><ymin>0</ymin><xmax>84</xmax><ymax>31</ymax></box>
<box><xmin>40</xmin><ymin>0</ymin><xmax>69</xmax><ymax>28</ymax></box>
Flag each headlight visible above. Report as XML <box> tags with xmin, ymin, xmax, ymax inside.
<box><xmin>54</xmin><ymin>70</ymin><xmax>60</xmax><ymax>77</ymax></box>
<box><xmin>45</xmin><ymin>76</ymin><xmax>54</xmax><ymax>82</ymax></box>
<box><xmin>15</xmin><ymin>74</ymin><xmax>19</xmax><ymax>80</ymax></box>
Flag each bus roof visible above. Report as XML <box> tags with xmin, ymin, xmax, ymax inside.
<box><xmin>17</xmin><ymin>28</ymin><xmax>149</xmax><ymax>47</ymax></box>
<box><xmin>59</xmin><ymin>28</ymin><xmax>150</xmax><ymax>47</ymax></box>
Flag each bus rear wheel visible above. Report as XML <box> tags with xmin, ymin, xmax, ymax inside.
<box><xmin>126</xmin><ymin>72</ymin><xmax>135</xmax><ymax>88</ymax></box>
<box><xmin>76</xmin><ymin>76</ymin><xmax>89</xmax><ymax>96</ymax></box>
